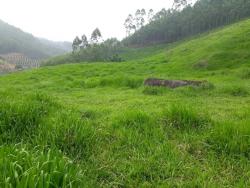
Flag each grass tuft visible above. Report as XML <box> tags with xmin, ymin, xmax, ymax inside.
<box><xmin>48</xmin><ymin>112</ymin><xmax>97</xmax><ymax>160</ymax></box>
<box><xmin>113</xmin><ymin>110</ymin><xmax>151</xmax><ymax>131</ymax></box>
<box><xmin>240</xmin><ymin>69</ymin><xmax>250</xmax><ymax>79</ymax></box>
<box><xmin>0</xmin><ymin>94</ymin><xmax>54</xmax><ymax>143</ymax></box>
<box><xmin>228</xmin><ymin>86</ymin><xmax>249</xmax><ymax>97</ymax></box>
<box><xmin>0</xmin><ymin>145</ymin><xmax>87</xmax><ymax>187</ymax></box>
<box><xmin>163</xmin><ymin>105</ymin><xmax>210</xmax><ymax>130</ymax></box>
<box><xmin>207</xmin><ymin>121</ymin><xmax>250</xmax><ymax>158</ymax></box>
<box><xmin>143</xmin><ymin>86</ymin><xmax>170</xmax><ymax>95</ymax></box>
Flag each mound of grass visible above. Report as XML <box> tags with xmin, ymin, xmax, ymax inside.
<box><xmin>163</xmin><ymin>105</ymin><xmax>211</xmax><ymax>130</ymax></box>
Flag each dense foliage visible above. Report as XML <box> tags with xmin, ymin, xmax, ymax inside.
<box><xmin>0</xmin><ymin>20</ymin><xmax>71</xmax><ymax>59</ymax></box>
<box><xmin>123</xmin><ymin>0</ymin><xmax>250</xmax><ymax>46</ymax></box>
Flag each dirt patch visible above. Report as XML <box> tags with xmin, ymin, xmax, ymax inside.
<box><xmin>144</xmin><ymin>78</ymin><xmax>206</xmax><ymax>89</ymax></box>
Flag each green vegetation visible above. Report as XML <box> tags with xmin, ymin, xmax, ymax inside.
<box><xmin>0</xmin><ymin>20</ymin><xmax>71</xmax><ymax>59</ymax></box>
<box><xmin>124</xmin><ymin>0</ymin><xmax>250</xmax><ymax>46</ymax></box>
<box><xmin>0</xmin><ymin>18</ymin><xmax>250</xmax><ymax>187</ymax></box>
<box><xmin>45</xmin><ymin>0</ymin><xmax>250</xmax><ymax>66</ymax></box>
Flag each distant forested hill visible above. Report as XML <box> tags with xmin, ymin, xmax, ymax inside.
<box><xmin>0</xmin><ymin>20</ymin><xmax>71</xmax><ymax>59</ymax></box>
<box><xmin>123</xmin><ymin>0</ymin><xmax>250</xmax><ymax>46</ymax></box>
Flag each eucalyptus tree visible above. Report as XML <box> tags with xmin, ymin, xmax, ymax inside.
<box><xmin>81</xmin><ymin>34</ymin><xmax>88</xmax><ymax>48</ymax></box>
<box><xmin>72</xmin><ymin>36</ymin><xmax>82</xmax><ymax>53</ymax></box>
<box><xmin>124</xmin><ymin>14</ymin><xmax>136</xmax><ymax>36</ymax></box>
<box><xmin>91</xmin><ymin>28</ymin><xmax>102</xmax><ymax>44</ymax></box>
<box><xmin>148</xmin><ymin>9</ymin><xmax>155</xmax><ymax>23</ymax></box>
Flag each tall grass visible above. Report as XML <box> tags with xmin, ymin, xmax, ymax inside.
<box><xmin>162</xmin><ymin>105</ymin><xmax>211</xmax><ymax>130</ymax></box>
<box><xmin>0</xmin><ymin>94</ymin><xmax>54</xmax><ymax>144</ymax></box>
<box><xmin>207</xmin><ymin>121</ymin><xmax>250</xmax><ymax>158</ymax></box>
<box><xmin>0</xmin><ymin>145</ymin><xmax>87</xmax><ymax>187</ymax></box>
<box><xmin>46</xmin><ymin>112</ymin><xmax>98</xmax><ymax>160</ymax></box>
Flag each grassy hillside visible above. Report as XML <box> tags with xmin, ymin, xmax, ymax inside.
<box><xmin>0</xmin><ymin>19</ymin><xmax>249</xmax><ymax>187</ymax></box>
<box><xmin>0</xmin><ymin>20</ymin><xmax>71</xmax><ymax>59</ymax></box>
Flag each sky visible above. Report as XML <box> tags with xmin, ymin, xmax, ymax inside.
<box><xmin>0</xmin><ymin>0</ymin><xmax>174</xmax><ymax>42</ymax></box>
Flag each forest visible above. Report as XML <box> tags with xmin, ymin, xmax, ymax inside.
<box><xmin>124</xmin><ymin>0</ymin><xmax>250</xmax><ymax>46</ymax></box>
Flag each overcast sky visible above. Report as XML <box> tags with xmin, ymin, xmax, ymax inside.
<box><xmin>0</xmin><ymin>0</ymin><xmax>174</xmax><ymax>42</ymax></box>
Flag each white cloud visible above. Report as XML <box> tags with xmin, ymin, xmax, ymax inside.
<box><xmin>0</xmin><ymin>0</ymin><xmax>173</xmax><ymax>41</ymax></box>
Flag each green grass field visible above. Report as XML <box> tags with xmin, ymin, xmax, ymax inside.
<box><xmin>0</xmin><ymin>19</ymin><xmax>250</xmax><ymax>187</ymax></box>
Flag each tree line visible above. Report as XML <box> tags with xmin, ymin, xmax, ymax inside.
<box><xmin>123</xmin><ymin>0</ymin><xmax>250</xmax><ymax>46</ymax></box>
<box><xmin>71</xmin><ymin>27</ymin><xmax>123</xmax><ymax>62</ymax></box>
<box><xmin>70</xmin><ymin>0</ymin><xmax>250</xmax><ymax>62</ymax></box>
<box><xmin>72</xmin><ymin>28</ymin><xmax>103</xmax><ymax>53</ymax></box>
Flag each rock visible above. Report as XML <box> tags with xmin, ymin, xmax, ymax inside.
<box><xmin>144</xmin><ymin>78</ymin><xmax>206</xmax><ymax>89</ymax></box>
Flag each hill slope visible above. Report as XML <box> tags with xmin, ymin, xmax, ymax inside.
<box><xmin>0</xmin><ymin>19</ymin><xmax>71</xmax><ymax>59</ymax></box>
<box><xmin>0</xmin><ymin>19</ymin><xmax>249</xmax><ymax>187</ymax></box>
<box><xmin>123</xmin><ymin>0</ymin><xmax>250</xmax><ymax>46</ymax></box>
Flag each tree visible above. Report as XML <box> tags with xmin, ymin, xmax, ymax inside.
<box><xmin>123</xmin><ymin>0</ymin><xmax>250</xmax><ymax>47</ymax></box>
<box><xmin>148</xmin><ymin>9</ymin><xmax>155</xmax><ymax>23</ymax></box>
<box><xmin>124</xmin><ymin>14</ymin><xmax>136</xmax><ymax>36</ymax></box>
<box><xmin>153</xmin><ymin>8</ymin><xmax>169</xmax><ymax>20</ymax></box>
<box><xmin>81</xmin><ymin>34</ymin><xmax>88</xmax><ymax>49</ymax></box>
<box><xmin>135</xmin><ymin>9</ymin><xmax>142</xmax><ymax>29</ymax></box>
<box><xmin>91</xmin><ymin>28</ymin><xmax>102</xmax><ymax>44</ymax></box>
<box><xmin>134</xmin><ymin>9</ymin><xmax>148</xmax><ymax>30</ymax></box>
<box><xmin>72</xmin><ymin>36</ymin><xmax>82</xmax><ymax>53</ymax></box>
<box><xmin>140</xmin><ymin>9</ymin><xmax>146</xmax><ymax>27</ymax></box>
<box><xmin>172</xmin><ymin>0</ymin><xmax>191</xmax><ymax>11</ymax></box>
